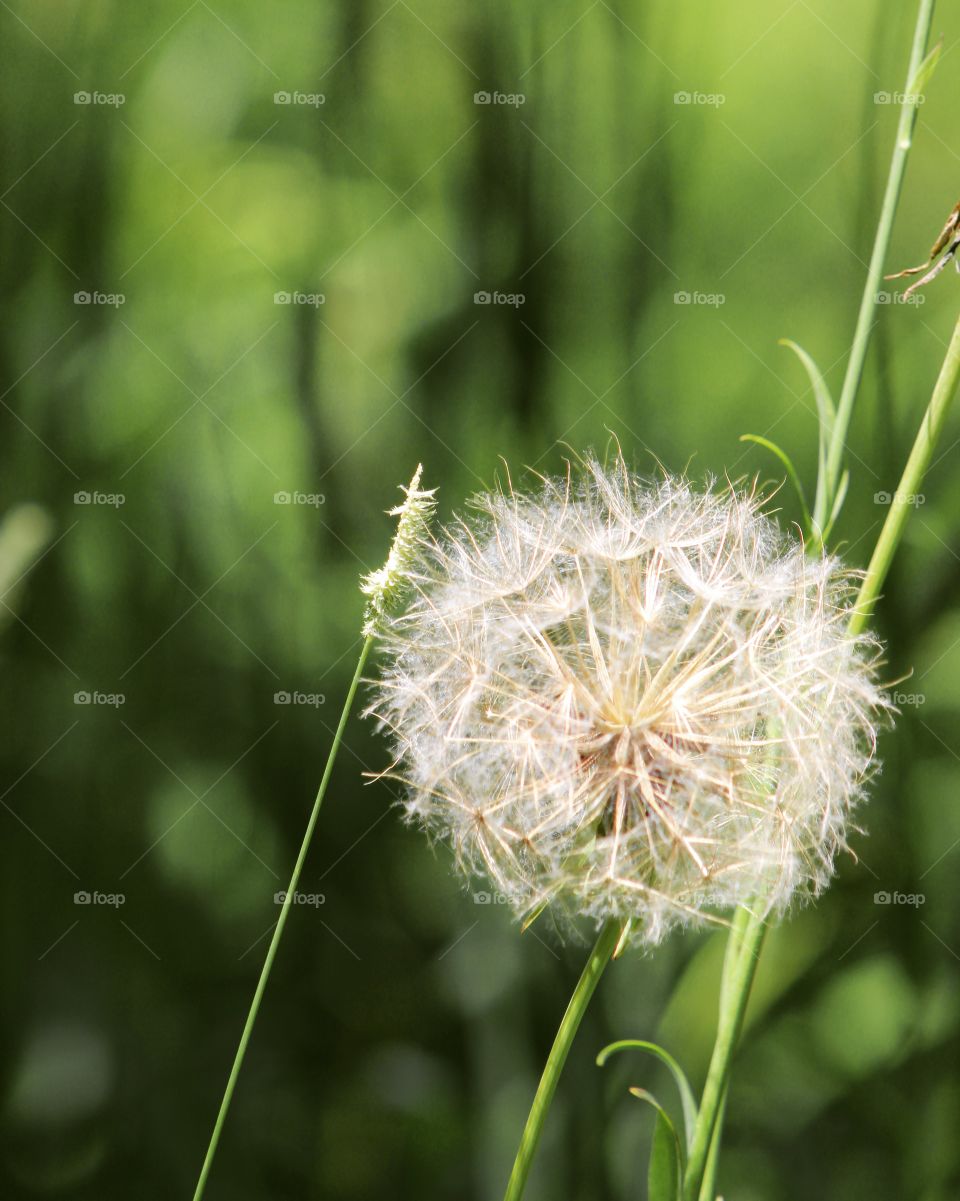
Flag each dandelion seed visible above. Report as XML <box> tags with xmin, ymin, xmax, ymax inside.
<box><xmin>368</xmin><ymin>455</ymin><xmax>888</xmax><ymax>947</ymax></box>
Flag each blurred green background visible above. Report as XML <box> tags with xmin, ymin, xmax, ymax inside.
<box><xmin>2</xmin><ymin>2</ymin><xmax>960</xmax><ymax>1198</ymax></box>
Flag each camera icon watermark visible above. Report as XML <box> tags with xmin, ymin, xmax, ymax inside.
<box><xmin>74</xmin><ymin>91</ymin><xmax>126</xmax><ymax>107</ymax></box>
<box><xmin>273</xmin><ymin>690</ymin><xmax>325</xmax><ymax>707</ymax></box>
<box><xmin>74</xmin><ymin>690</ymin><xmax>125</xmax><ymax>707</ymax></box>
<box><xmin>274</xmin><ymin>890</ymin><xmax>325</xmax><ymax>906</ymax></box>
<box><xmin>674</xmin><ymin>91</ymin><xmax>725</xmax><ymax>107</ymax></box>
<box><xmin>274</xmin><ymin>290</ymin><xmax>325</xmax><ymax>307</ymax></box>
<box><xmin>74</xmin><ymin>890</ymin><xmax>126</xmax><ymax>906</ymax></box>
<box><xmin>474</xmin><ymin>90</ymin><xmax>525</xmax><ymax>107</ymax></box>
<box><xmin>74</xmin><ymin>490</ymin><xmax>125</xmax><ymax>507</ymax></box>
<box><xmin>873</xmin><ymin>890</ymin><xmax>925</xmax><ymax>907</ymax></box>
<box><xmin>474</xmin><ymin>290</ymin><xmax>525</xmax><ymax>307</ymax></box>
<box><xmin>274</xmin><ymin>91</ymin><xmax>325</xmax><ymax>107</ymax></box>
<box><xmin>873</xmin><ymin>490</ymin><xmax>925</xmax><ymax>507</ymax></box>
<box><xmin>74</xmin><ymin>290</ymin><xmax>125</xmax><ymax>307</ymax></box>
<box><xmin>273</xmin><ymin>490</ymin><xmax>325</xmax><ymax>507</ymax></box>
<box><xmin>674</xmin><ymin>290</ymin><xmax>725</xmax><ymax>307</ymax></box>
<box><xmin>874</xmin><ymin>91</ymin><xmax>924</xmax><ymax>106</ymax></box>
<box><xmin>875</xmin><ymin>290</ymin><xmax>924</xmax><ymax>306</ymax></box>
<box><xmin>473</xmin><ymin>890</ymin><xmax>511</xmax><ymax>905</ymax></box>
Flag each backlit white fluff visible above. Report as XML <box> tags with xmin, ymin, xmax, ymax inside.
<box><xmin>368</xmin><ymin>455</ymin><xmax>887</xmax><ymax>947</ymax></box>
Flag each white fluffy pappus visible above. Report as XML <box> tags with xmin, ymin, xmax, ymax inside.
<box><xmin>367</xmin><ymin>455</ymin><xmax>888</xmax><ymax>947</ymax></box>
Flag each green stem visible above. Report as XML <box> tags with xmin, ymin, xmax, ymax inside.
<box><xmin>819</xmin><ymin>0</ymin><xmax>935</xmax><ymax>533</ymax></box>
<box><xmin>690</xmin><ymin>301</ymin><xmax>960</xmax><ymax>1201</ymax></box>
<box><xmin>694</xmin><ymin>16</ymin><xmax>938</xmax><ymax>1191</ymax></box>
<box><xmin>502</xmin><ymin>919</ymin><xmax>621</xmax><ymax>1201</ymax></box>
<box><xmin>850</xmin><ymin>310</ymin><xmax>960</xmax><ymax>636</ymax></box>
<box><xmin>685</xmin><ymin>14</ymin><xmax>935</xmax><ymax>1198</ymax></box>
<box><xmin>697</xmin><ymin>1092</ymin><xmax>726</xmax><ymax>1201</ymax></box>
<box><xmin>695</xmin><ymin>893</ymin><xmax>754</xmax><ymax>1201</ymax></box>
<box><xmin>191</xmin><ymin>635</ymin><xmax>373</xmax><ymax>1201</ymax></box>
<box><xmin>691</xmin><ymin>303</ymin><xmax>960</xmax><ymax>1196</ymax></box>
<box><xmin>682</xmin><ymin>903</ymin><xmax>767</xmax><ymax>1201</ymax></box>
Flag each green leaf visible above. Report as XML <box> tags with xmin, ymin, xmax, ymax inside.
<box><xmin>778</xmin><ymin>338</ymin><xmax>836</xmax><ymax>535</ymax></box>
<box><xmin>597</xmin><ymin>1039</ymin><xmax>697</xmax><ymax>1153</ymax></box>
<box><xmin>821</xmin><ymin>467</ymin><xmax>849</xmax><ymax>544</ymax></box>
<box><xmin>907</xmin><ymin>36</ymin><xmax>942</xmax><ymax>97</ymax></box>
<box><xmin>626</xmin><ymin>1090</ymin><xmax>681</xmax><ymax>1201</ymax></box>
<box><xmin>738</xmin><ymin>435</ymin><xmax>813</xmax><ymax>536</ymax></box>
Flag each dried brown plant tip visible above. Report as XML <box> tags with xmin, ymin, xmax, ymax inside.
<box><xmin>886</xmin><ymin>198</ymin><xmax>960</xmax><ymax>298</ymax></box>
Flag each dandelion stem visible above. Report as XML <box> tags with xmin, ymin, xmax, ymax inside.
<box><xmin>820</xmin><ymin>0</ymin><xmax>936</xmax><ymax>530</ymax></box>
<box><xmin>502</xmin><ymin>919</ymin><xmax>621</xmax><ymax>1201</ymax></box>
<box><xmin>850</xmin><ymin>309</ymin><xmax>960</xmax><ymax>636</ymax></box>
<box><xmin>191</xmin><ymin>635</ymin><xmax>373</xmax><ymax>1201</ymax></box>
<box><xmin>682</xmin><ymin>901</ymin><xmax>767</xmax><ymax>1201</ymax></box>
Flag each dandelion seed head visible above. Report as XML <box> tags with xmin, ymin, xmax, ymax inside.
<box><xmin>368</xmin><ymin>455</ymin><xmax>888</xmax><ymax>947</ymax></box>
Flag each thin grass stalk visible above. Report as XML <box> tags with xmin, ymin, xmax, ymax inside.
<box><xmin>689</xmin><ymin>274</ymin><xmax>960</xmax><ymax>1201</ymax></box>
<box><xmin>851</xmin><ymin>310</ymin><xmax>960</xmax><ymax>635</ymax></box>
<box><xmin>191</xmin><ymin>635</ymin><xmax>373</xmax><ymax>1201</ymax></box>
<box><xmin>694</xmin><ymin>12</ymin><xmax>938</xmax><ymax>1162</ymax></box>
<box><xmin>689</xmin><ymin>298</ymin><xmax>960</xmax><ymax>1199</ymax></box>
<box><xmin>819</xmin><ymin>0</ymin><xmax>936</xmax><ymax>530</ymax></box>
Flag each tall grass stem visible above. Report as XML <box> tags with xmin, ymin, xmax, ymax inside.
<box><xmin>819</xmin><ymin>0</ymin><xmax>936</xmax><ymax>533</ymax></box>
<box><xmin>191</xmin><ymin>635</ymin><xmax>373</xmax><ymax>1201</ymax></box>
<box><xmin>851</xmin><ymin>310</ymin><xmax>960</xmax><ymax>635</ymax></box>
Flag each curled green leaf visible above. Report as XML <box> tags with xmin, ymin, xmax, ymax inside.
<box><xmin>778</xmin><ymin>338</ymin><xmax>836</xmax><ymax>536</ymax></box>
<box><xmin>597</xmin><ymin>1039</ymin><xmax>697</xmax><ymax>1153</ymax></box>
<box><xmin>738</xmin><ymin>434</ymin><xmax>813</xmax><ymax>536</ymax></box>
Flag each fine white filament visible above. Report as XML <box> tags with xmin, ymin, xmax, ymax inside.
<box><xmin>369</xmin><ymin>456</ymin><xmax>886</xmax><ymax>947</ymax></box>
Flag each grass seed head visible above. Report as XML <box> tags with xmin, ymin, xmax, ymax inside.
<box><xmin>361</xmin><ymin>464</ymin><xmax>438</xmax><ymax>637</ymax></box>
